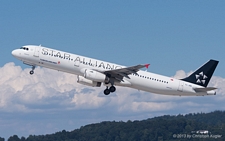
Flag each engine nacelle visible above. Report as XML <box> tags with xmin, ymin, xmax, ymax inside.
<box><xmin>84</xmin><ymin>69</ymin><xmax>107</xmax><ymax>82</ymax></box>
<box><xmin>77</xmin><ymin>75</ymin><xmax>101</xmax><ymax>87</ymax></box>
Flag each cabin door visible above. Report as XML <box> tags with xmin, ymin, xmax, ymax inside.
<box><xmin>74</xmin><ymin>60</ymin><xmax>80</xmax><ymax>67</ymax></box>
<box><xmin>34</xmin><ymin>47</ymin><xmax>40</xmax><ymax>57</ymax></box>
<box><xmin>178</xmin><ymin>81</ymin><xmax>184</xmax><ymax>92</ymax></box>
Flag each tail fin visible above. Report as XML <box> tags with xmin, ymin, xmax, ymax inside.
<box><xmin>181</xmin><ymin>59</ymin><xmax>219</xmax><ymax>87</ymax></box>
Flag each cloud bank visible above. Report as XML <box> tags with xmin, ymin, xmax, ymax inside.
<box><xmin>0</xmin><ymin>63</ymin><xmax>224</xmax><ymax>138</ymax></box>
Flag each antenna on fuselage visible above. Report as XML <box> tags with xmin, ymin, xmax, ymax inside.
<box><xmin>39</xmin><ymin>44</ymin><xmax>42</xmax><ymax>46</ymax></box>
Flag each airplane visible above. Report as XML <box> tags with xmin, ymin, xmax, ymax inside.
<box><xmin>12</xmin><ymin>45</ymin><xmax>219</xmax><ymax>96</ymax></box>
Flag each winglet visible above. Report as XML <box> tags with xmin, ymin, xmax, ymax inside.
<box><xmin>145</xmin><ymin>64</ymin><xmax>150</xmax><ymax>69</ymax></box>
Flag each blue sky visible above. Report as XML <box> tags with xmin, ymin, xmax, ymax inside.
<box><xmin>0</xmin><ymin>1</ymin><xmax>225</xmax><ymax>139</ymax></box>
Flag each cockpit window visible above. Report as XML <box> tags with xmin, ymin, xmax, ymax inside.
<box><xmin>20</xmin><ymin>47</ymin><xmax>29</xmax><ymax>50</ymax></box>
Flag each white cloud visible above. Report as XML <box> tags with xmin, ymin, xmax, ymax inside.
<box><xmin>173</xmin><ymin>70</ymin><xmax>188</xmax><ymax>79</ymax></box>
<box><xmin>209</xmin><ymin>76</ymin><xmax>225</xmax><ymax>100</ymax></box>
<box><xmin>0</xmin><ymin>63</ymin><xmax>224</xmax><ymax>139</ymax></box>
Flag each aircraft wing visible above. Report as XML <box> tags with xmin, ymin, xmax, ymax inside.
<box><xmin>103</xmin><ymin>64</ymin><xmax>150</xmax><ymax>81</ymax></box>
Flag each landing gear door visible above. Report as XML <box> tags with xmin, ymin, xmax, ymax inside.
<box><xmin>34</xmin><ymin>47</ymin><xmax>40</xmax><ymax>57</ymax></box>
<box><xmin>178</xmin><ymin>81</ymin><xmax>184</xmax><ymax>92</ymax></box>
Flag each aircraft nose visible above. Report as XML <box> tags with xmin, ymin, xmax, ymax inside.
<box><xmin>12</xmin><ymin>50</ymin><xmax>17</xmax><ymax>57</ymax></box>
<box><xmin>11</xmin><ymin>49</ymin><xmax>20</xmax><ymax>58</ymax></box>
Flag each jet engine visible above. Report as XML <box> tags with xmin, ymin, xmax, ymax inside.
<box><xmin>77</xmin><ymin>75</ymin><xmax>101</xmax><ymax>87</ymax></box>
<box><xmin>84</xmin><ymin>69</ymin><xmax>108</xmax><ymax>82</ymax></box>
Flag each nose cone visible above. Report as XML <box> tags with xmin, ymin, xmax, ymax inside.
<box><xmin>12</xmin><ymin>49</ymin><xmax>21</xmax><ymax>58</ymax></box>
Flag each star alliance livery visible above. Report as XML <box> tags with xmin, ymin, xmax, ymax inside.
<box><xmin>12</xmin><ymin>45</ymin><xmax>219</xmax><ymax>96</ymax></box>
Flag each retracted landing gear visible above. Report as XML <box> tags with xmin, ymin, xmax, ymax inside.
<box><xmin>30</xmin><ymin>66</ymin><xmax>35</xmax><ymax>75</ymax></box>
<box><xmin>104</xmin><ymin>86</ymin><xmax>116</xmax><ymax>95</ymax></box>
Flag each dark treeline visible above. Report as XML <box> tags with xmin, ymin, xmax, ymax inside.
<box><xmin>3</xmin><ymin>111</ymin><xmax>225</xmax><ymax>141</ymax></box>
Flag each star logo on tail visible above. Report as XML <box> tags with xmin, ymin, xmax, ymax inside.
<box><xmin>195</xmin><ymin>71</ymin><xmax>208</xmax><ymax>84</ymax></box>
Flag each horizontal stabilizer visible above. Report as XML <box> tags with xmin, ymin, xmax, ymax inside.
<box><xmin>193</xmin><ymin>87</ymin><xmax>217</xmax><ymax>92</ymax></box>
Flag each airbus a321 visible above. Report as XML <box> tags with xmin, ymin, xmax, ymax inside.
<box><xmin>12</xmin><ymin>45</ymin><xmax>219</xmax><ymax>96</ymax></box>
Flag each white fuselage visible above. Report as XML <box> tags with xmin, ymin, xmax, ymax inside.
<box><xmin>12</xmin><ymin>45</ymin><xmax>216</xmax><ymax>96</ymax></box>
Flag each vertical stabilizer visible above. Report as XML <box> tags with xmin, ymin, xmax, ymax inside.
<box><xmin>181</xmin><ymin>60</ymin><xmax>219</xmax><ymax>87</ymax></box>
